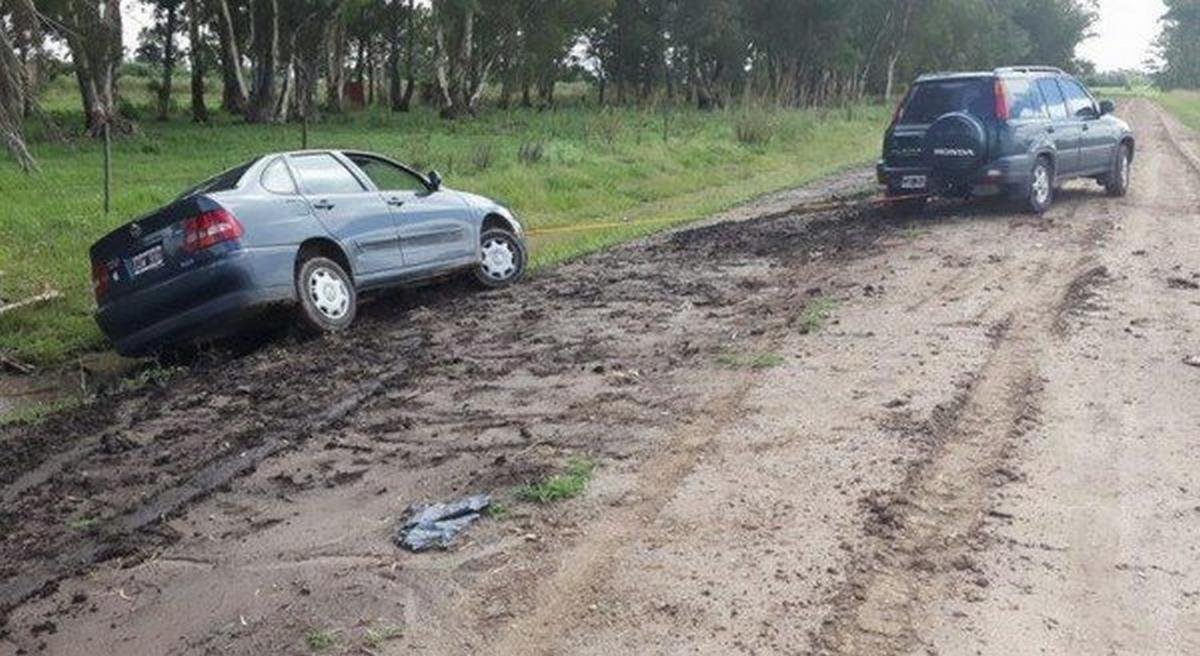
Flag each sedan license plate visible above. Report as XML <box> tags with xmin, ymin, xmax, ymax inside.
<box><xmin>900</xmin><ymin>175</ymin><xmax>928</xmax><ymax>190</ymax></box>
<box><xmin>130</xmin><ymin>244</ymin><xmax>165</xmax><ymax>277</ymax></box>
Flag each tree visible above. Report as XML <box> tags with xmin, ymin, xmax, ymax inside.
<box><xmin>40</xmin><ymin>0</ymin><xmax>125</xmax><ymax>135</ymax></box>
<box><xmin>1155</xmin><ymin>0</ymin><xmax>1200</xmax><ymax>89</ymax></box>
<box><xmin>431</xmin><ymin>0</ymin><xmax>493</xmax><ymax>118</ymax></box>
<box><xmin>138</xmin><ymin>0</ymin><xmax>184</xmax><ymax>120</ymax></box>
<box><xmin>0</xmin><ymin>0</ymin><xmax>38</xmax><ymax>170</ymax></box>
<box><xmin>186</xmin><ymin>0</ymin><xmax>209</xmax><ymax>122</ymax></box>
<box><xmin>209</xmin><ymin>0</ymin><xmax>249</xmax><ymax>112</ymax></box>
<box><xmin>244</xmin><ymin>0</ymin><xmax>278</xmax><ymax>122</ymax></box>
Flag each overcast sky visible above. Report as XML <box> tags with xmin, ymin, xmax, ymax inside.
<box><xmin>1077</xmin><ymin>0</ymin><xmax>1166</xmax><ymax>71</ymax></box>
<box><xmin>121</xmin><ymin>0</ymin><xmax>1167</xmax><ymax>74</ymax></box>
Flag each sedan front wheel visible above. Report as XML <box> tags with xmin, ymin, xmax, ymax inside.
<box><xmin>474</xmin><ymin>228</ymin><xmax>527</xmax><ymax>288</ymax></box>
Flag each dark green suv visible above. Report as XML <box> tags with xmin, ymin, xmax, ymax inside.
<box><xmin>877</xmin><ymin>66</ymin><xmax>1135</xmax><ymax>214</ymax></box>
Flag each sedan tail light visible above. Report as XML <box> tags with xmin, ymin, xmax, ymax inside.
<box><xmin>91</xmin><ymin>261</ymin><xmax>111</xmax><ymax>301</ymax></box>
<box><xmin>183</xmin><ymin>208</ymin><xmax>244</xmax><ymax>253</ymax></box>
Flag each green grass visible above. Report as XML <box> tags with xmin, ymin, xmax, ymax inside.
<box><xmin>0</xmin><ymin>396</ymin><xmax>81</xmax><ymax>426</ymax></box>
<box><xmin>518</xmin><ymin>458</ymin><xmax>595</xmax><ymax>504</ymax></box>
<box><xmin>1</xmin><ymin>75</ymin><xmax>888</xmax><ymax>365</ymax></box>
<box><xmin>798</xmin><ymin>297</ymin><xmax>837</xmax><ymax>334</ymax></box>
<box><xmin>303</xmin><ymin>628</ymin><xmax>338</xmax><ymax>653</ymax></box>
<box><xmin>1158</xmin><ymin>90</ymin><xmax>1200</xmax><ymax>133</ymax></box>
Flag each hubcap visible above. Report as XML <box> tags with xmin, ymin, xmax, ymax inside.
<box><xmin>480</xmin><ymin>238</ymin><xmax>518</xmax><ymax>281</ymax></box>
<box><xmin>1033</xmin><ymin>165</ymin><xmax>1051</xmax><ymax>205</ymax></box>
<box><xmin>308</xmin><ymin>266</ymin><xmax>350</xmax><ymax>320</ymax></box>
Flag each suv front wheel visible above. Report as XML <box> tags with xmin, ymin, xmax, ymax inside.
<box><xmin>1104</xmin><ymin>143</ymin><xmax>1131</xmax><ymax>197</ymax></box>
<box><xmin>1026</xmin><ymin>157</ymin><xmax>1054</xmax><ymax>214</ymax></box>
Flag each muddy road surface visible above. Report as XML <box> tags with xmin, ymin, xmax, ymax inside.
<box><xmin>3</xmin><ymin>99</ymin><xmax>1199</xmax><ymax>655</ymax></box>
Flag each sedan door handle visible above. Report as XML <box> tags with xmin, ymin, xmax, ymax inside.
<box><xmin>385</xmin><ymin>196</ymin><xmax>405</xmax><ymax>207</ymax></box>
<box><xmin>312</xmin><ymin>200</ymin><xmax>335</xmax><ymax>211</ymax></box>
<box><xmin>1046</xmin><ymin>126</ymin><xmax>1056</xmax><ymax>134</ymax></box>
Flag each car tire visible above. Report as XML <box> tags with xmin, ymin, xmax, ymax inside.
<box><xmin>1105</xmin><ymin>143</ymin><xmax>1131</xmax><ymax>197</ymax></box>
<box><xmin>295</xmin><ymin>255</ymin><xmax>357</xmax><ymax>335</ymax></box>
<box><xmin>1026</xmin><ymin>157</ymin><xmax>1054</xmax><ymax>214</ymax></box>
<box><xmin>473</xmin><ymin>228</ymin><xmax>526</xmax><ymax>289</ymax></box>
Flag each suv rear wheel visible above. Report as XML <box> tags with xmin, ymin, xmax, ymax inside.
<box><xmin>1105</xmin><ymin>143</ymin><xmax>1132</xmax><ymax>197</ymax></box>
<box><xmin>1027</xmin><ymin>157</ymin><xmax>1054</xmax><ymax>214</ymax></box>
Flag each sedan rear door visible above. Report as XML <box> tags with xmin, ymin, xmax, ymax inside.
<box><xmin>288</xmin><ymin>152</ymin><xmax>402</xmax><ymax>277</ymax></box>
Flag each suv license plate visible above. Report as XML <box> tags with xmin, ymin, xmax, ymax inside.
<box><xmin>900</xmin><ymin>175</ymin><xmax>928</xmax><ymax>190</ymax></box>
<box><xmin>131</xmin><ymin>244</ymin><xmax>165</xmax><ymax>277</ymax></box>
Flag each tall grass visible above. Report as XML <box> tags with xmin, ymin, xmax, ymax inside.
<box><xmin>0</xmin><ymin>76</ymin><xmax>889</xmax><ymax>365</ymax></box>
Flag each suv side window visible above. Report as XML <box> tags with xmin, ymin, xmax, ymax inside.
<box><xmin>1059</xmin><ymin>78</ymin><xmax>1097</xmax><ymax>118</ymax></box>
<box><xmin>1037</xmin><ymin>78</ymin><xmax>1069</xmax><ymax>120</ymax></box>
<box><xmin>289</xmin><ymin>153</ymin><xmax>366</xmax><ymax>195</ymax></box>
<box><xmin>1003</xmin><ymin>78</ymin><xmax>1045</xmax><ymax>119</ymax></box>
<box><xmin>347</xmin><ymin>154</ymin><xmax>427</xmax><ymax>193</ymax></box>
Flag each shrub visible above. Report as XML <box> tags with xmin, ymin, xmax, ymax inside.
<box><xmin>518</xmin><ymin>141</ymin><xmax>545</xmax><ymax>165</ymax></box>
<box><xmin>735</xmin><ymin>107</ymin><xmax>776</xmax><ymax>147</ymax></box>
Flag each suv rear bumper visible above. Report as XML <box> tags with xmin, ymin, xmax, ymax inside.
<box><xmin>876</xmin><ymin>153</ymin><xmax>1035</xmax><ymax>196</ymax></box>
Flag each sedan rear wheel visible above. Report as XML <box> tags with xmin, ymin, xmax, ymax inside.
<box><xmin>474</xmin><ymin>228</ymin><xmax>527</xmax><ymax>288</ymax></box>
<box><xmin>296</xmin><ymin>255</ymin><xmax>357</xmax><ymax>335</ymax></box>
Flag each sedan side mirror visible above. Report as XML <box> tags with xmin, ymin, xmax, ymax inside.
<box><xmin>1099</xmin><ymin>99</ymin><xmax>1115</xmax><ymax>116</ymax></box>
<box><xmin>427</xmin><ymin>170</ymin><xmax>443</xmax><ymax>191</ymax></box>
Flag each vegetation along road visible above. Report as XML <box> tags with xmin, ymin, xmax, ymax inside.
<box><xmin>1</xmin><ymin>97</ymin><xmax>1198</xmax><ymax>654</ymax></box>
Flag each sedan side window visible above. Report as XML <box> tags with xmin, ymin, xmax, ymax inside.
<box><xmin>348</xmin><ymin>155</ymin><xmax>427</xmax><ymax>193</ymax></box>
<box><xmin>260</xmin><ymin>157</ymin><xmax>298</xmax><ymax>195</ymax></box>
<box><xmin>1037</xmin><ymin>78</ymin><xmax>1068</xmax><ymax>120</ymax></box>
<box><xmin>289</xmin><ymin>153</ymin><xmax>366</xmax><ymax>195</ymax></box>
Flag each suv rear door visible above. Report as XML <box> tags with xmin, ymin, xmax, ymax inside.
<box><xmin>1036</xmin><ymin>77</ymin><xmax>1081</xmax><ymax>175</ymax></box>
<box><xmin>1059</xmin><ymin>77</ymin><xmax>1111</xmax><ymax>173</ymax></box>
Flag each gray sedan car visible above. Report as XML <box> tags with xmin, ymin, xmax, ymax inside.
<box><xmin>90</xmin><ymin>150</ymin><xmax>527</xmax><ymax>356</ymax></box>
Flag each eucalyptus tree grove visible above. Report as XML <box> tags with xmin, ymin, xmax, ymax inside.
<box><xmin>2</xmin><ymin>0</ymin><xmax>1104</xmax><ymax>139</ymax></box>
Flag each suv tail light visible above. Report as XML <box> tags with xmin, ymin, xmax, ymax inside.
<box><xmin>183</xmin><ymin>208</ymin><xmax>244</xmax><ymax>253</ymax></box>
<box><xmin>993</xmin><ymin>79</ymin><xmax>1010</xmax><ymax>121</ymax></box>
<box><xmin>92</xmin><ymin>260</ymin><xmax>111</xmax><ymax>301</ymax></box>
<box><xmin>891</xmin><ymin>93</ymin><xmax>907</xmax><ymax>126</ymax></box>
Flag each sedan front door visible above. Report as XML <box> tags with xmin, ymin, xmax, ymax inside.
<box><xmin>344</xmin><ymin>154</ymin><xmax>475</xmax><ymax>272</ymax></box>
<box><xmin>288</xmin><ymin>152</ymin><xmax>402</xmax><ymax>277</ymax></box>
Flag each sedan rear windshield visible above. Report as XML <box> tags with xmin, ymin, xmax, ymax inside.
<box><xmin>899</xmin><ymin>78</ymin><xmax>994</xmax><ymax>124</ymax></box>
<box><xmin>178</xmin><ymin>159</ymin><xmax>256</xmax><ymax>199</ymax></box>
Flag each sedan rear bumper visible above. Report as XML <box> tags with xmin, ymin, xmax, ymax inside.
<box><xmin>96</xmin><ymin>247</ymin><xmax>296</xmax><ymax>356</ymax></box>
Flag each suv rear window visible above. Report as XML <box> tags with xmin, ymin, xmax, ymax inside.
<box><xmin>900</xmin><ymin>78</ymin><xmax>994</xmax><ymax>124</ymax></box>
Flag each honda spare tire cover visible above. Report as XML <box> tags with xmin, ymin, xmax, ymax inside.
<box><xmin>923</xmin><ymin>112</ymin><xmax>986</xmax><ymax>178</ymax></box>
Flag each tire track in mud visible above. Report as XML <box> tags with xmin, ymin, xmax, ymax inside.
<box><xmin>810</xmin><ymin>195</ymin><xmax>1115</xmax><ymax>654</ymax></box>
<box><xmin>0</xmin><ymin>335</ymin><xmax>429</xmax><ymax>619</ymax></box>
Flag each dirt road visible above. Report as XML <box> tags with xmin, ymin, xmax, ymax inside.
<box><xmin>2</xmin><ymin>98</ymin><xmax>1199</xmax><ymax>655</ymax></box>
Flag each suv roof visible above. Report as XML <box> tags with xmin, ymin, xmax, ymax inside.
<box><xmin>915</xmin><ymin>66</ymin><xmax>1067</xmax><ymax>83</ymax></box>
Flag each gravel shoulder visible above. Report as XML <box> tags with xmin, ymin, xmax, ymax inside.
<box><xmin>3</xmin><ymin>100</ymin><xmax>1198</xmax><ymax>655</ymax></box>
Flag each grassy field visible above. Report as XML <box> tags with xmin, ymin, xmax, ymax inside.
<box><xmin>1158</xmin><ymin>90</ymin><xmax>1200</xmax><ymax>132</ymax></box>
<box><xmin>1</xmin><ymin>76</ymin><xmax>888</xmax><ymax>365</ymax></box>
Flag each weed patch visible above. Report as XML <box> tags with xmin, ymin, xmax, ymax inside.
<box><xmin>518</xmin><ymin>458</ymin><xmax>595</xmax><ymax>503</ymax></box>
